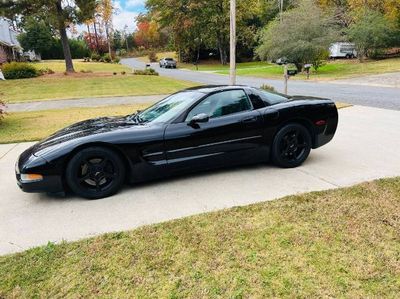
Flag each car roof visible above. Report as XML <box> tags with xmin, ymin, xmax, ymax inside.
<box><xmin>183</xmin><ymin>85</ymin><xmax>250</xmax><ymax>94</ymax></box>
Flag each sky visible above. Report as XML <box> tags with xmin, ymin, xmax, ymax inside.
<box><xmin>113</xmin><ymin>0</ymin><xmax>146</xmax><ymax>32</ymax></box>
<box><xmin>73</xmin><ymin>0</ymin><xmax>146</xmax><ymax>36</ymax></box>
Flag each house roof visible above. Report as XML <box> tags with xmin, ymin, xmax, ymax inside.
<box><xmin>0</xmin><ymin>19</ymin><xmax>21</xmax><ymax>49</ymax></box>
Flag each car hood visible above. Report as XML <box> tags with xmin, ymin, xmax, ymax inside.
<box><xmin>31</xmin><ymin>116</ymin><xmax>140</xmax><ymax>155</ymax></box>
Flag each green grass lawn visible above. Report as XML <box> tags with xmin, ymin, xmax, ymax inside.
<box><xmin>0</xmin><ymin>104</ymin><xmax>148</xmax><ymax>144</ymax></box>
<box><xmin>180</xmin><ymin>58</ymin><xmax>400</xmax><ymax>80</ymax></box>
<box><xmin>0</xmin><ymin>60</ymin><xmax>196</xmax><ymax>103</ymax></box>
<box><xmin>0</xmin><ymin>75</ymin><xmax>195</xmax><ymax>103</ymax></box>
<box><xmin>0</xmin><ymin>177</ymin><xmax>399</xmax><ymax>298</ymax></box>
<box><xmin>31</xmin><ymin>59</ymin><xmax>131</xmax><ymax>73</ymax></box>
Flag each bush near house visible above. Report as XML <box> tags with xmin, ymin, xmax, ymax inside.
<box><xmin>0</xmin><ymin>100</ymin><xmax>6</xmax><ymax>123</ymax></box>
<box><xmin>1</xmin><ymin>62</ymin><xmax>39</xmax><ymax>79</ymax></box>
<box><xmin>91</xmin><ymin>53</ymin><xmax>101</xmax><ymax>61</ymax></box>
<box><xmin>102</xmin><ymin>53</ymin><xmax>112</xmax><ymax>63</ymax></box>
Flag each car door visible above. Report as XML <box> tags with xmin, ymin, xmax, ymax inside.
<box><xmin>164</xmin><ymin>89</ymin><xmax>265</xmax><ymax>172</ymax></box>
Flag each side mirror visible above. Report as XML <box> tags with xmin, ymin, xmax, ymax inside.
<box><xmin>189</xmin><ymin>113</ymin><xmax>209</xmax><ymax>126</ymax></box>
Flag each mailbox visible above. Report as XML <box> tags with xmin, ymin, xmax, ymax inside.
<box><xmin>287</xmin><ymin>69</ymin><xmax>297</xmax><ymax>76</ymax></box>
<box><xmin>304</xmin><ymin>64</ymin><xmax>312</xmax><ymax>71</ymax></box>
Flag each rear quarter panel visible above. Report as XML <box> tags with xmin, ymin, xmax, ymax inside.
<box><xmin>260</xmin><ymin>98</ymin><xmax>338</xmax><ymax>149</ymax></box>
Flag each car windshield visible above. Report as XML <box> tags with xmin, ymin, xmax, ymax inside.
<box><xmin>130</xmin><ymin>91</ymin><xmax>203</xmax><ymax>124</ymax></box>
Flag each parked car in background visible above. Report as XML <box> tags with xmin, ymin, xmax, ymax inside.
<box><xmin>159</xmin><ymin>57</ymin><xmax>177</xmax><ymax>68</ymax></box>
<box><xmin>275</xmin><ymin>57</ymin><xmax>289</xmax><ymax>65</ymax></box>
<box><xmin>329</xmin><ymin>42</ymin><xmax>357</xmax><ymax>59</ymax></box>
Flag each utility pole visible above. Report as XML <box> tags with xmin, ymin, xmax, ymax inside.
<box><xmin>229</xmin><ymin>0</ymin><xmax>236</xmax><ymax>85</ymax></box>
<box><xmin>284</xmin><ymin>64</ymin><xmax>288</xmax><ymax>95</ymax></box>
<box><xmin>279</xmin><ymin>0</ymin><xmax>284</xmax><ymax>23</ymax></box>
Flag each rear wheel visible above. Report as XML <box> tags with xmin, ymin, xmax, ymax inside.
<box><xmin>271</xmin><ymin>124</ymin><xmax>312</xmax><ymax>168</ymax></box>
<box><xmin>66</xmin><ymin>147</ymin><xmax>125</xmax><ymax>199</ymax></box>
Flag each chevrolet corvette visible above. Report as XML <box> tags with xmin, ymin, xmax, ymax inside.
<box><xmin>16</xmin><ymin>85</ymin><xmax>338</xmax><ymax>199</ymax></box>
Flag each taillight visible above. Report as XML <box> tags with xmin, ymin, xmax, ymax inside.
<box><xmin>315</xmin><ymin>120</ymin><xmax>327</xmax><ymax>126</ymax></box>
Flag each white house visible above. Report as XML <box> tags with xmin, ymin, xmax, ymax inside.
<box><xmin>0</xmin><ymin>18</ymin><xmax>23</xmax><ymax>63</ymax></box>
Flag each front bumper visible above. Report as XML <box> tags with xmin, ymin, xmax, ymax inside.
<box><xmin>16</xmin><ymin>173</ymin><xmax>64</xmax><ymax>193</ymax></box>
<box><xmin>16</xmin><ymin>149</ymin><xmax>64</xmax><ymax>194</ymax></box>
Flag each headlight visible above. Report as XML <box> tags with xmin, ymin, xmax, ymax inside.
<box><xmin>20</xmin><ymin>174</ymin><xmax>43</xmax><ymax>183</ymax></box>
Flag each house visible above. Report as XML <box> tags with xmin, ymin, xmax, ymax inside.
<box><xmin>0</xmin><ymin>18</ymin><xmax>22</xmax><ymax>63</ymax></box>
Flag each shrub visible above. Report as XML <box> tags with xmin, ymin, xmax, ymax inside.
<box><xmin>91</xmin><ymin>53</ymin><xmax>101</xmax><ymax>61</ymax></box>
<box><xmin>103</xmin><ymin>53</ymin><xmax>112</xmax><ymax>63</ymax></box>
<box><xmin>133</xmin><ymin>68</ymin><xmax>159</xmax><ymax>76</ymax></box>
<box><xmin>38</xmin><ymin>67</ymin><xmax>55</xmax><ymax>75</ymax></box>
<box><xmin>121</xmin><ymin>71</ymin><xmax>126</xmax><ymax>75</ymax></box>
<box><xmin>114</xmin><ymin>56</ymin><xmax>121</xmax><ymax>63</ymax></box>
<box><xmin>148</xmin><ymin>51</ymin><xmax>158</xmax><ymax>62</ymax></box>
<box><xmin>1</xmin><ymin>62</ymin><xmax>39</xmax><ymax>79</ymax></box>
<box><xmin>260</xmin><ymin>84</ymin><xmax>276</xmax><ymax>92</ymax></box>
<box><xmin>0</xmin><ymin>99</ymin><xmax>6</xmax><ymax>123</ymax></box>
<box><xmin>119</xmin><ymin>49</ymin><xmax>127</xmax><ymax>57</ymax></box>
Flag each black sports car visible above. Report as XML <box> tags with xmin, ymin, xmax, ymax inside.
<box><xmin>16</xmin><ymin>85</ymin><xmax>338</xmax><ymax>199</ymax></box>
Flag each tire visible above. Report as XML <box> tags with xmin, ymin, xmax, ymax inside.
<box><xmin>271</xmin><ymin>123</ymin><xmax>312</xmax><ymax>168</ymax></box>
<box><xmin>66</xmin><ymin>147</ymin><xmax>125</xmax><ymax>199</ymax></box>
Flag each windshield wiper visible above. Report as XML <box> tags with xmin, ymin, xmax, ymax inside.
<box><xmin>127</xmin><ymin>111</ymin><xmax>144</xmax><ymax>123</ymax></box>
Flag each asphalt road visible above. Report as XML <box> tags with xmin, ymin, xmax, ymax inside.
<box><xmin>122</xmin><ymin>58</ymin><xmax>400</xmax><ymax>110</ymax></box>
<box><xmin>1</xmin><ymin>105</ymin><xmax>399</xmax><ymax>255</ymax></box>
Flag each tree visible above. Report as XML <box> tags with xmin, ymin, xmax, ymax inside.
<box><xmin>256</xmin><ymin>0</ymin><xmax>339</xmax><ymax>72</ymax></box>
<box><xmin>113</xmin><ymin>30</ymin><xmax>123</xmax><ymax>50</ymax></box>
<box><xmin>97</xmin><ymin>0</ymin><xmax>114</xmax><ymax>58</ymax></box>
<box><xmin>146</xmin><ymin>0</ymin><xmax>262</xmax><ymax>65</ymax></box>
<box><xmin>347</xmin><ymin>9</ymin><xmax>395</xmax><ymax>61</ymax></box>
<box><xmin>18</xmin><ymin>18</ymin><xmax>55</xmax><ymax>56</ymax></box>
<box><xmin>0</xmin><ymin>0</ymin><xmax>96</xmax><ymax>72</ymax></box>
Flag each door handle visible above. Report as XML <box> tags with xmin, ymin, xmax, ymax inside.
<box><xmin>241</xmin><ymin>116</ymin><xmax>258</xmax><ymax>124</ymax></box>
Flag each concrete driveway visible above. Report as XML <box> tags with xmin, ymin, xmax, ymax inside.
<box><xmin>1</xmin><ymin>105</ymin><xmax>400</xmax><ymax>255</ymax></box>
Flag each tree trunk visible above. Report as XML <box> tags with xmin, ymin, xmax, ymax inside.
<box><xmin>56</xmin><ymin>0</ymin><xmax>74</xmax><ymax>73</ymax></box>
<box><xmin>87</xmin><ymin>24</ymin><xmax>92</xmax><ymax>49</ymax></box>
<box><xmin>93</xmin><ymin>22</ymin><xmax>100</xmax><ymax>52</ymax></box>
<box><xmin>218</xmin><ymin>37</ymin><xmax>228</xmax><ymax>65</ymax></box>
<box><xmin>294</xmin><ymin>62</ymin><xmax>303</xmax><ymax>73</ymax></box>
<box><xmin>105</xmin><ymin>24</ymin><xmax>112</xmax><ymax>59</ymax></box>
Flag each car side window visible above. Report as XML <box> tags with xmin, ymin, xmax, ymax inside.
<box><xmin>254</xmin><ymin>89</ymin><xmax>288</xmax><ymax>106</ymax></box>
<box><xmin>186</xmin><ymin>90</ymin><xmax>252</xmax><ymax>121</ymax></box>
<box><xmin>246</xmin><ymin>90</ymin><xmax>267</xmax><ymax>109</ymax></box>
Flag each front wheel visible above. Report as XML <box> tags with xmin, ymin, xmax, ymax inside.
<box><xmin>271</xmin><ymin>124</ymin><xmax>312</xmax><ymax>168</ymax></box>
<box><xmin>66</xmin><ymin>147</ymin><xmax>125</xmax><ymax>199</ymax></box>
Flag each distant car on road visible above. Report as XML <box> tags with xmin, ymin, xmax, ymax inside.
<box><xmin>275</xmin><ymin>57</ymin><xmax>289</xmax><ymax>65</ymax></box>
<box><xmin>16</xmin><ymin>85</ymin><xmax>338</xmax><ymax>199</ymax></box>
<box><xmin>329</xmin><ymin>42</ymin><xmax>357</xmax><ymax>59</ymax></box>
<box><xmin>159</xmin><ymin>57</ymin><xmax>177</xmax><ymax>68</ymax></box>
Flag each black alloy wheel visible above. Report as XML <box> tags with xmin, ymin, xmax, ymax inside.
<box><xmin>272</xmin><ymin>124</ymin><xmax>312</xmax><ymax>168</ymax></box>
<box><xmin>66</xmin><ymin>147</ymin><xmax>125</xmax><ymax>199</ymax></box>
